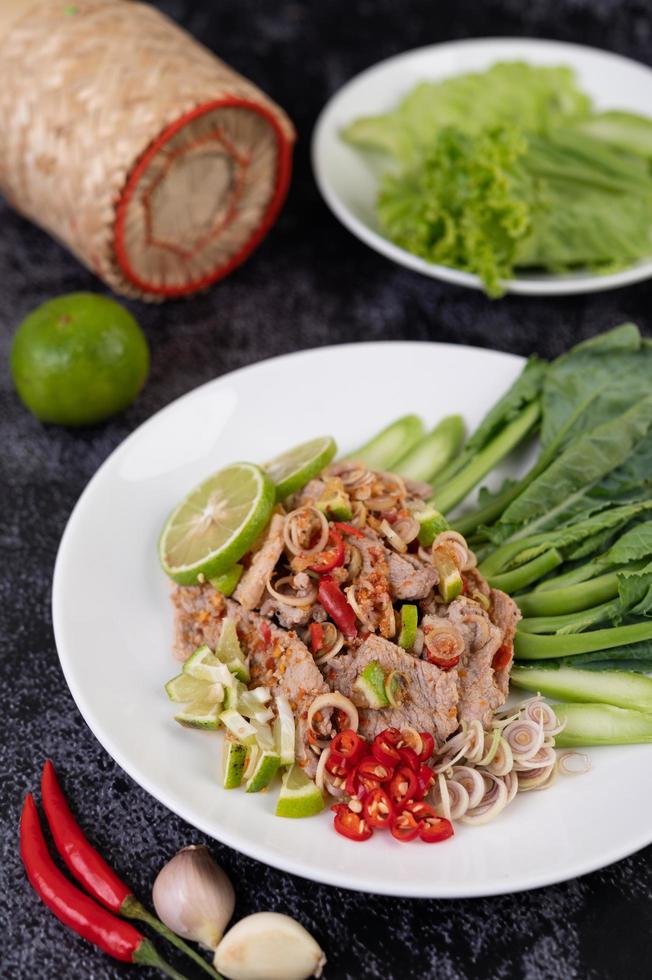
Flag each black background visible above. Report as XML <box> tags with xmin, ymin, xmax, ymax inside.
<box><xmin>2</xmin><ymin>2</ymin><xmax>651</xmax><ymax>978</ymax></box>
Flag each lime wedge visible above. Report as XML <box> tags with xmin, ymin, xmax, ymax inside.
<box><xmin>210</xmin><ymin>564</ymin><xmax>243</xmax><ymax>597</ymax></box>
<box><xmin>165</xmin><ymin>673</ymin><xmax>211</xmax><ymax>703</ymax></box>
<box><xmin>263</xmin><ymin>437</ymin><xmax>337</xmax><ymax>501</ymax></box>
<box><xmin>222</xmin><ymin>737</ymin><xmax>248</xmax><ymax>789</ymax></box>
<box><xmin>220</xmin><ymin>709</ymin><xmax>258</xmax><ymax>745</ymax></box>
<box><xmin>174</xmin><ymin>700</ymin><xmax>221</xmax><ymax>730</ymax></box>
<box><xmin>275</xmin><ymin>766</ymin><xmax>325</xmax><ymax>818</ymax></box>
<box><xmin>353</xmin><ymin>659</ymin><xmax>389</xmax><ymax>708</ymax></box>
<box><xmin>183</xmin><ymin>645</ymin><xmax>233</xmax><ymax>686</ymax></box>
<box><xmin>159</xmin><ymin>462</ymin><xmax>275</xmax><ymax>585</ymax></box>
<box><xmin>245</xmin><ymin>749</ymin><xmax>281</xmax><ymax>792</ymax></box>
<box><xmin>216</xmin><ymin>619</ymin><xmax>250</xmax><ymax>683</ymax></box>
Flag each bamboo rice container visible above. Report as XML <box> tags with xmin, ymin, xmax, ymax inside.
<box><xmin>0</xmin><ymin>0</ymin><xmax>295</xmax><ymax>300</ymax></box>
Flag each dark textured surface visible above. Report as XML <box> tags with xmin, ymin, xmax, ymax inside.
<box><xmin>2</xmin><ymin>1</ymin><xmax>652</xmax><ymax>978</ymax></box>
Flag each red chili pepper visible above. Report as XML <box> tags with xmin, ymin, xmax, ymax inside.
<box><xmin>417</xmin><ymin>732</ymin><xmax>435</xmax><ymax>762</ymax></box>
<box><xmin>390</xmin><ymin>807</ymin><xmax>420</xmax><ymax>842</ymax></box>
<box><xmin>357</xmin><ymin>756</ymin><xmax>394</xmax><ymax>785</ymax></box>
<box><xmin>398</xmin><ymin>746</ymin><xmax>420</xmax><ymax>773</ymax></box>
<box><xmin>425</xmin><ymin>651</ymin><xmax>460</xmax><ymax>671</ymax></box>
<box><xmin>318</xmin><ymin>576</ymin><xmax>358</xmax><ymax>639</ymax></box>
<box><xmin>325</xmin><ymin>754</ymin><xmax>349</xmax><ymax>778</ymax></box>
<box><xmin>309</xmin><ymin>528</ymin><xmax>345</xmax><ymax>573</ymax></box>
<box><xmin>371</xmin><ymin>732</ymin><xmax>401</xmax><ymax>768</ymax></box>
<box><xmin>388</xmin><ymin>765</ymin><xmax>419</xmax><ymax>805</ymax></box>
<box><xmin>403</xmin><ymin>801</ymin><xmax>455</xmax><ymax>843</ymax></box>
<box><xmin>330</xmin><ymin>730</ymin><xmax>367</xmax><ymax>768</ymax></box>
<box><xmin>40</xmin><ymin>761</ymin><xmax>216</xmax><ymax>980</ymax></box>
<box><xmin>416</xmin><ymin>763</ymin><xmax>435</xmax><ymax>799</ymax></box>
<box><xmin>309</xmin><ymin>622</ymin><xmax>324</xmax><ymax>654</ymax></box>
<box><xmin>344</xmin><ymin>766</ymin><xmax>364</xmax><ymax>798</ymax></box>
<box><xmin>492</xmin><ymin>643</ymin><xmax>512</xmax><ymax>671</ymax></box>
<box><xmin>333</xmin><ymin>522</ymin><xmax>366</xmax><ymax>539</ymax></box>
<box><xmin>332</xmin><ymin>803</ymin><xmax>373</xmax><ymax>842</ymax></box>
<box><xmin>362</xmin><ymin>788</ymin><xmax>394</xmax><ymax>830</ymax></box>
<box><xmin>259</xmin><ymin>620</ymin><xmax>272</xmax><ymax>649</ymax></box>
<box><xmin>20</xmin><ymin>794</ymin><xmax>186</xmax><ymax>976</ymax></box>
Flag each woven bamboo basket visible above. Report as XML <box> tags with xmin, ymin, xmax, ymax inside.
<box><xmin>0</xmin><ymin>0</ymin><xmax>295</xmax><ymax>300</ymax></box>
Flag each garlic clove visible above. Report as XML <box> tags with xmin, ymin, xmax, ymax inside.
<box><xmin>152</xmin><ymin>845</ymin><xmax>235</xmax><ymax>950</ymax></box>
<box><xmin>214</xmin><ymin>911</ymin><xmax>326</xmax><ymax>980</ymax></box>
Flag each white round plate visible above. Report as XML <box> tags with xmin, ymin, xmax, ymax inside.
<box><xmin>53</xmin><ymin>342</ymin><xmax>652</xmax><ymax>897</ymax></box>
<box><xmin>312</xmin><ymin>38</ymin><xmax>652</xmax><ymax>296</ymax></box>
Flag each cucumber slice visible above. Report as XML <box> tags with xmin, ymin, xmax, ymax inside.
<box><xmin>353</xmin><ymin>660</ymin><xmax>389</xmax><ymax>708</ymax></box>
<box><xmin>263</xmin><ymin>436</ymin><xmax>337</xmax><ymax>501</ymax></box>
<box><xmin>393</xmin><ymin>415</ymin><xmax>465</xmax><ymax>483</ymax></box>
<box><xmin>165</xmin><ymin>673</ymin><xmax>210</xmax><ymax>703</ymax></box>
<box><xmin>245</xmin><ymin>750</ymin><xmax>281</xmax><ymax>792</ymax></box>
<box><xmin>554</xmin><ymin>702</ymin><xmax>652</xmax><ymax>746</ymax></box>
<box><xmin>174</xmin><ymin>700</ymin><xmax>221</xmax><ymax>730</ymax></box>
<box><xmin>210</xmin><ymin>564</ymin><xmax>243</xmax><ymax>597</ymax></box>
<box><xmin>397</xmin><ymin>604</ymin><xmax>418</xmax><ymax>649</ymax></box>
<box><xmin>276</xmin><ymin>766</ymin><xmax>324</xmax><ymax>818</ymax></box>
<box><xmin>432</xmin><ymin>553</ymin><xmax>463</xmax><ymax>603</ymax></box>
<box><xmin>274</xmin><ymin>694</ymin><xmax>296</xmax><ymax>766</ymax></box>
<box><xmin>216</xmin><ymin>619</ymin><xmax>250</xmax><ymax>682</ymax></box>
<box><xmin>219</xmin><ymin>709</ymin><xmax>257</xmax><ymax>744</ymax></box>
<box><xmin>350</xmin><ymin>415</ymin><xmax>425</xmax><ymax>471</ymax></box>
<box><xmin>183</xmin><ymin>645</ymin><xmax>234</xmax><ymax>685</ymax></box>
<box><xmin>159</xmin><ymin>462</ymin><xmax>275</xmax><ymax>584</ymax></box>
<box><xmin>222</xmin><ymin>738</ymin><xmax>248</xmax><ymax>789</ymax></box>
<box><xmin>414</xmin><ymin>506</ymin><xmax>449</xmax><ymax>547</ymax></box>
<box><xmin>511</xmin><ymin>664</ymin><xmax>652</xmax><ymax>713</ymax></box>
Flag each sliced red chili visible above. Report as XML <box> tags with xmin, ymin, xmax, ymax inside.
<box><xmin>388</xmin><ymin>765</ymin><xmax>419</xmax><ymax>805</ymax></box>
<box><xmin>330</xmin><ymin>730</ymin><xmax>367</xmax><ymax>767</ymax></box>
<box><xmin>416</xmin><ymin>763</ymin><xmax>435</xmax><ymax>800</ymax></box>
<box><xmin>332</xmin><ymin>804</ymin><xmax>373</xmax><ymax>842</ymax></box>
<box><xmin>371</xmin><ymin>732</ymin><xmax>401</xmax><ymax>768</ymax></box>
<box><xmin>309</xmin><ymin>622</ymin><xmax>324</xmax><ymax>654</ymax></box>
<box><xmin>325</xmin><ymin>754</ymin><xmax>348</xmax><ymax>778</ymax></box>
<box><xmin>333</xmin><ymin>522</ymin><xmax>366</xmax><ymax>539</ymax></box>
<box><xmin>418</xmin><ymin>813</ymin><xmax>454</xmax><ymax>844</ymax></box>
<box><xmin>403</xmin><ymin>800</ymin><xmax>436</xmax><ymax>820</ymax></box>
<box><xmin>362</xmin><ymin>787</ymin><xmax>394</xmax><ymax>830</ymax></box>
<box><xmin>417</xmin><ymin>732</ymin><xmax>435</xmax><ymax>762</ymax></box>
<box><xmin>309</xmin><ymin>528</ymin><xmax>345</xmax><ymax>573</ymax></box>
<box><xmin>390</xmin><ymin>807</ymin><xmax>419</xmax><ymax>842</ymax></box>
<box><xmin>425</xmin><ymin>652</ymin><xmax>460</xmax><ymax>670</ymax></box>
<box><xmin>357</xmin><ymin>756</ymin><xmax>394</xmax><ymax>785</ymax></box>
<box><xmin>259</xmin><ymin>620</ymin><xmax>272</xmax><ymax>649</ymax></box>
<box><xmin>398</xmin><ymin>746</ymin><xmax>420</xmax><ymax>773</ymax></box>
<box><xmin>344</xmin><ymin>767</ymin><xmax>365</xmax><ymax>799</ymax></box>
<box><xmin>492</xmin><ymin>643</ymin><xmax>512</xmax><ymax>671</ymax></box>
<box><xmin>318</xmin><ymin>576</ymin><xmax>358</xmax><ymax>639</ymax></box>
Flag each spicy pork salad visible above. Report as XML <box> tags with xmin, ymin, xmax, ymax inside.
<box><xmin>159</xmin><ymin>325</ymin><xmax>652</xmax><ymax>845</ymax></box>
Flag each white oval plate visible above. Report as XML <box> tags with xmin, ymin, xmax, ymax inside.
<box><xmin>312</xmin><ymin>38</ymin><xmax>652</xmax><ymax>296</ymax></box>
<box><xmin>52</xmin><ymin>342</ymin><xmax>652</xmax><ymax>897</ymax></box>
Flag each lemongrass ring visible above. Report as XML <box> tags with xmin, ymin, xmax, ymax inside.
<box><xmin>477</xmin><ymin>727</ymin><xmax>502</xmax><ymax>767</ymax></box>
<box><xmin>486</xmin><ymin>737</ymin><xmax>514</xmax><ymax>777</ymax></box>
<box><xmin>503</xmin><ymin>719</ymin><xmax>544</xmax><ymax>758</ymax></box>
<box><xmin>380</xmin><ymin>519</ymin><xmax>408</xmax><ymax>553</ymax></box>
<box><xmin>423</xmin><ymin>623</ymin><xmax>465</xmax><ymax>661</ymax></box>
<box><xmin>517</xmin><ymin>764</ymin><xmax>557</xmax><ymax>792</ymax></box>
<box><xmin>308</xmin><ymin>693</ymin><xmax>358</xmax><ymax>734</ymax></box>
<box><xmin>266</xmin><ymin>575</ymin><xmax>317</xmax><ymax>608</ymax></box>
<box><xmin>460</xmin><ymin>773</ymin><xmax>508</xmax><ymax>825</ymax></box>
<box><xmin>435</xmin><ymin>773</ymin><xmax>452</xmax><ymax>821</ymax></box>
<box><xmin>366</xmin><ymin>495</ymin><xmax>399</xmax><ymax>512</ymax></box>
<box><xmin>394</xmin><ymin>517</ymin><xmax>420</xmax><ymax>544</ymax></box>
<box><xmin>557</xmin><ymin>751</ymin><xmax>592</xmax><ymax>776</ymax></box>
<box><xmin>449</xmin><ymin>766</ymin><xmax>485</xmax><ymax>809</ymax></box>
<box><xmin>400</xmin><ymin>728</ymin><xmax>424</xmax><ymax>755</ymax></box>
<box><xmin>513</xmin><ymin>745</ymin><xmax>557</xmax><ymax>771</ymax></box>
<box><xmin>283</xmin><ymin>506</ymin><xmax>329</xmax><ymax>556</ymax></box>
<box><xmin>446</xmin><ymin>779</ymin><xmax>471</xmax><ymax>820</ymax></box>
<box><xmin>314</xmin><ymin>748</ymin><xmax>331</xmax><ymax>793</ymax></box>
<box><xmin>345</xmin><ymin>584</ymin><xmax>375</xmax><ymax>628</ymax></box>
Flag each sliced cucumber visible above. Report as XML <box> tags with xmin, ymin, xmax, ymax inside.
<box><xmin>222</xmin><ymin>738</ymin><xmax>248</xmax><ymax>789</ymax></box>
<box><xmin>511</xmin><ymin>664</ymin><xmax>652</xmax><ymax>713</ymax></box>
<box><xmin>216</xmin><ymin>619</ymin><xmax>250</xmax><ymax>683</ymax></box>
<box><xmin>219</xmin><ymin>709</ymin><xmax>257</xmax><ymax>744</ymax></box>
<box><xmin>350</xmin><ymin>415</ymin><xmax>425</xmax><ymax>471</ymax></box>
<box><xmin>432</xmin><ymin>553</ymin><xmax>463</xmax><ymax>603</ymax></box>
<box><xmin>397</xmin><ymin>604</ymin><xmax>418</xmax><ymax>649</ymax></box>
<box><xmin>393</xmin><ymin>415</ymin><xmax>465</xmax><ymax>483</ymax></box>
<box><xmin>210</xmin><ymin>564</ymin><xmax>243</xmax><ymax>597</ymax></box>
<box><xmin>554</xmin><ymin>702</ymin><xmax>652</xmax><ymax>746</ymax></box>
<box><xmin>245</xmin><ymin>750</ymin><xmax>281</xmax><ymax>792</ymax></box>
<box><xmin>414</xmin><ymin>505</ymin><xmax>449</xmax><ymax>548</ymax></box>
<box><xmin>174</xmin><ymin>700</ymin><xmax>221</xmax><ymax>730</ymax></box>
<box><xmin>354</xmin><ymin>660</ymin><xmax>389</xmax><ymax>708</ymax></box>
<box><xmin>274</xmin><ymin>694</ymin><xmax>296</xmax><ymax>766</ymax></box>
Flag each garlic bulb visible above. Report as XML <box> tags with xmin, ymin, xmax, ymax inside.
<box><xmin>214</xmin><ymin>912</ymin><xmax>326</xmax><ymax>980</ymax></box>
<box><xmin>152</xmin><ymin>845</ymin><xmax>235</xmax><ymax>950</ymax></box>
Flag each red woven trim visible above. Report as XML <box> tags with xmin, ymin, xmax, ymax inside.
<box><xmin>113</xmin><ymin>97</ymin><xmax>293</xmax><ymax>297</ymax></box>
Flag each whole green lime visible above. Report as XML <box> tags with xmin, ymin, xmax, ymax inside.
<box><xmin>10</xmin><ymin>293</ymin><xmax>150</xmax><ymax>426</ymax></box>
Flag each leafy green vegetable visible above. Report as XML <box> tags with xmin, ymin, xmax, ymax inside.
<box><xmin>342</xmin><ymin>62</ymin><xmax>591</xmax><ymax>164</ymax></box>
<box><xmin>574</xmin><ymin>110</ymin><xmax>652</xmax><ymax>159</ymax></box>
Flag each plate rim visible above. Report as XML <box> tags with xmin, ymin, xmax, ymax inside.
<box><xmin>52</xmin><ymin>339</ymin><xmax>652</xmax><ymax>897</ymax></box>
<box><xmin>311</xmin><ymin>35</ymin><xmax>652</xmax><ymax>297</ymax></box>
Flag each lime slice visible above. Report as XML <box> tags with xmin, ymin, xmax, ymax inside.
<box><xmin>245</xmin><ymin>749</ymin><xmax>281</xmax><ymax>792</ymax></box>
<box><xmin>397</xmin><ymin>604</ymin><xmax>418</xmax><ymax>649</ymax></box>
<box><xmin>174</xmin><ymin>700</ymin><xmax>221</xmax><ymax>730</ymax></box>
<box><xmin>263</xmin><ymin>437</ymin><xmax>337</xmax><ymax>501</ymax></box>
<box><xmin>165</xmin><ymin>673</ymin><xmax>211</xmax><ymax>703</ymax></box>
<box><xmin>220</xmin><ymin>709</ymin><xmax>258</xmax><ymax>745</ymax></box>
<box><xmin>183</xmin><ymin>645</ymin><xmax>233</xmax><ymax>686</ymax></box>
<box><xmin>353</xmin><ymin>660</ymin><xmax>389</xmax><ymax>708</ymax></box>
<box><xmin>275</xmin><ymin>766</ymin><xmax>325</xmax><ymax>818</ymax></box>
<box><xmin>210</xmin><ymin>564</ymin><xmax>243</xmax><ymax>597</ymax></box>
<box><xmin>273</xmin><ymin>695</ymin><xmax>296</xmax><ymax>766</ymax></box>
<box><xmin>159</xmin><ymin>462</ymin><xmax>275</xmax><ymax>585</ymax></box>
<box><xmin>222</xmin><ymin>737</ymin><xmax>248</xmax><ymax>789</ymax></box>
